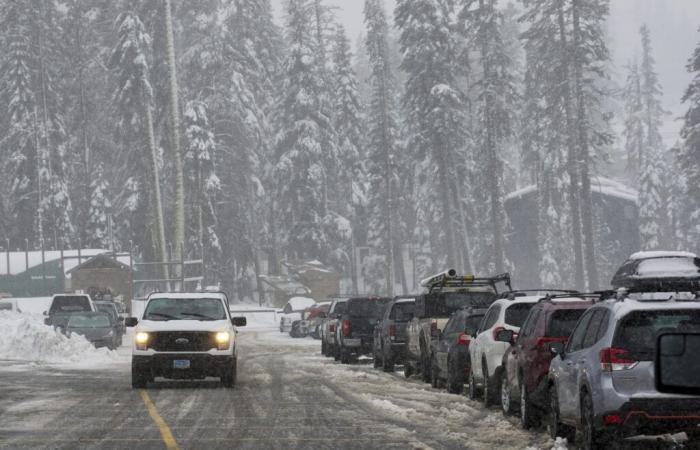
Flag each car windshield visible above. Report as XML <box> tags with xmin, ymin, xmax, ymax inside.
<box><xmin>546</xmin><ymin>309</ymin><xmax>587</xmax><ymax>337</ymax></box>
<box><xmin>614</xmin><ymin>309</ymin><xmax>700</xmax><ymax>361</ymax></box>
<box><xmin>143</xmin><ymin>298</ymin><xmax>227</xmax><ymax>321</ymax></box>
<box><xmin>49</xmin><ymin>296</ymin><xmax>91</xmax><ymax>314</ymax></box>
<box><xmin>67</xmin><ymin>314</ymin><xmax>111</xmax><ymax>328</ymax></box>
<box><xmin>427</xmin><ymin>292</ymin><xmax>496</xmax><ymax>317</ymax></box>
<box><xmin>390</xmin><ymin>302</ymin><xmax>415</xmax><ymax>321</ymax></box>
<box><xmin>505</xmin><ymin>303</ymin><xmax>536</xmax><ymax>327</ymax></box>
<box><xmin>347</xmin><ymin>298</ymin><xmax>389</xmax><ymax>318</ymax></box>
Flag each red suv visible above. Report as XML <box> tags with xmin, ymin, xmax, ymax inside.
<box><xmin>500</xmin><ymin>294</ymin><xmax>597</xmax><ymax>429</ymax></box>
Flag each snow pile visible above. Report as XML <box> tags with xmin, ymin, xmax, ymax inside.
<box><xmin>0</xmin><ymin>311</ymin><xmax>119</xmax><ymax>367</ymax></box>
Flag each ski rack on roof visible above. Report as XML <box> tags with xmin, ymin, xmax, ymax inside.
<box><xmin>423</xmin><ymin>272</ymin><xmax>512</xmax><ymax>294</ymax></box>
<box><xmin>537</xmin><ymin>292</ymin><xmax>607</xmax><ymax>303</ymax></box>
<box><xmin>608</xmin><ymin>287</ymin><xmax>700</xmax><ymax>303</ymax></box>
<box><xmin>499</xmin><ymin>289</ymin><xmax>578</xmax><ymax>300</ymax></box>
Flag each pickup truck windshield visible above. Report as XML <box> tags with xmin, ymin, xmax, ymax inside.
<box><xmin>144</xmin><ymin>298</ymin><xmax>227</xmax><ymax>321</ymax></box>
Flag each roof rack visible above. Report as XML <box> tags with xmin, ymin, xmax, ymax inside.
<box><xmin>499</xmin><ymin>289</ymin><xmax>578</xmax><ymax>300</ymax></box>
<box><xmin>537</xmin><ymin>292</ymin><xmax>606</xmax><ymax>303</ymax></box>
<box><xmin>422</xmin><ymin>271</ymin><xmax>512</xmax><ymax>294</ymax></box>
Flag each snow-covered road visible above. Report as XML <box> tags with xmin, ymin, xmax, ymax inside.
<box><xmin>0</xmin><ymin>327</ymin><xmax>688</xmax><ymax>449</ymax></box>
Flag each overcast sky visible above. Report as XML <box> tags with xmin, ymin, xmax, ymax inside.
<box><xmin>271</xmin><ymin>0</ymin><xmax>700</xmax><ymax>145</ymax></box>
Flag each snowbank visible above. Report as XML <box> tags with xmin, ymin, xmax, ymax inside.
<box><xmin>0</xmin><ymin>311</ymin><xmax>120</xmax><ymax>368</ymax></box>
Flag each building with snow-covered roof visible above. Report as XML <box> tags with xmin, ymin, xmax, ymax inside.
<box><xmin>504</xmin><ymin>177</ymin><xmax>639</xmax><ymax>289</ymax></box>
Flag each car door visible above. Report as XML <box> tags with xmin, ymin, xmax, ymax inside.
<box><xmin>514</xmin><ymin>307</ymin><xmax>541</xmax><ymax>389</ymax></box>
<box><xmin>557</xmin><ymin>309</ymin><xmax>598</xmax><ymax>420</ymax></box>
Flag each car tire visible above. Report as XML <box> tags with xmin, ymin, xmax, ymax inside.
<box><xmin>131</xmin><ymin>364</ymin><xmax>148</xmax><ymax>389</ymax></box>
<box><xmin>340</xmin><ymin>348</ymin><xmax>351</xmax><ymax>364</ymax></box>
<box><xmin>547</xmin><ymin>384</ymin><xmax>574</xmax><ymax>441</ymax></box>
<box><xmin>482</xmin><ymin>362</ymin><xmax>496</xmax><ymax>407</ymax></box>
<box><xmin>468</xmin><ymin>369</ymin><xmax>480</xmax><ymax>400</ymax></box>
<box><xmin>333</xmin><ymin>346</ymin><xmax>341</xmax><ymax>361</ymax></box>
<box><xmin>221</xmin><ymin>358</ymin><xmax>237</xmax><ymax>388</ymax></box>
<box><xmin>580</xmin><ymin>392</ymin><xmax>610</xmax><ymax>450</ymax></box>
<box><xmin>321</xmin><ymin>340</ymin><xmax>327</xmax><ymax>356</ymax></box>
<box><xmin>501</xmin><ymin>372</ymin><xmax>516</xmax><ymax>416</ymax></box>
<box><xmin>446</xmin><ymin>357</ymin><xmax>463</xmax><ymax>395</ymax></box>
<box><xmin>520</xmin><ymin>378</ymin><xmax>539</xmax><ymax>429</ymax></box>
<box><xmin>403</xmin><ymin>362</ymin><xmax>413</xmax><ymax>379</ymax></box>
<box><xmin>382</xmin><ymin>347</ymin><xmax>395</xmax><ymax>373</ymax></box>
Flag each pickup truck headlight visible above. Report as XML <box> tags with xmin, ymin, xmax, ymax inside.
<box><xmin>135</xmin><ymin>332</ymin><xmax>150</xmax><ymax>350</ymax></box>
<box><xmin>215</xmin><ymin>332</ymin><xmax>230</xmax><ymax>350</ymax></box>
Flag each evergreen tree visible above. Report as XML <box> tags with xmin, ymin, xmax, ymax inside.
<box><xmin>679</xmin><ymin>29</ymin><xmax>700</xmax><ymax>252</ymax></box>
<box><xmin>622</xmin><ymin>59</ymin><xmax>644</xmax><ymax>182</ymax></box>
<box><xmin>86</xmin><ymin>163</ymin><xmax>112</xmax><ymax>248</ymax></box>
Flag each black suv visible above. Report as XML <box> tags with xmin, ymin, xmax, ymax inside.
<box><xmin>336</xmin><ymin>297</ymin><xmax>391</xmax><ymax>364</ymax></box>
<box><xmin>373</xmin><ymin>296</ymin><xmax>416</xmax><ymax>372</ymax></box>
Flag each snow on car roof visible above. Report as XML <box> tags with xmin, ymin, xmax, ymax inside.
<box><xmin>287</xmin><ymin>296</ymin><xmax>316</xmax><ymax>310</ymax></box>
<box><xmin>629</xmin><ymin>250</ymin><xmax>697</xmax><ymax>260</ymax></box>
<box><xmin>396</xmin><ymin>298</ymin><xmax>416</xmax><ymax>303</ymax></box>
<box><xmin>147</xmin><ymin>292</ymin><xmax>227</xmax><ymax>300</ymax></box>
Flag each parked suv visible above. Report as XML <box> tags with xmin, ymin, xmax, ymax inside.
<box><xmin>321</xmin><ymin>299</ymin><xmax>348</xmax><ymax>358</ymax></box>
<box><xmin>126</xmin><ymin>292</ymin><xmax>247</xmax><ymax>388</ymax></box>
<box><xmin>373</xmin><ymin>296</ymin><xmax>415</xmax><ymax>372</ymax></box>
<box><xmin>405</xmin><ymin>271</ymin><xmax>508</xmax><ymax>382</ymax></box>
<box><xmin>500</xmin><ymin>294</ymin><xmax>595</xmax><ymax>427</ymax></box>
<box><xmin>548</xmin><ymin>293</ymin><xmax>700</xmax><ymax>448</ymax></box>
<box><xmin>468</xmin><ymin>294</ymin><xmax>539</xmax><ymax>405</ymax></box>
<box><xmin>430</xmin><ymin>307</ymin><xmax>486</xmax><ymax>394</ymax></box>
<box><xmin>336</xmin><ymin>297</ymin><xmax>391</xmax><ymax>364</ymax></box>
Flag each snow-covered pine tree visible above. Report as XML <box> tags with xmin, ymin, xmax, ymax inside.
<box><xmin>274</xmin><ymin>0</ymin><xmax>332</xmax><ymax>261</ymax></box>
<box><xmin>622</xmin><ymin>59</ymin><xmax>644</xmax><ymax>184</ymax></box>
<box><xmin>678</xmin><ymin>29</ymin><xmax>700</xmax><ymax>253</ymax></box>
<box><xmin>109</xmin><ymin>10</ymin><xmax>168</xmax><ymax>269</ymax></box>
<box><xmin>395</xmin><ymin>0</ymin><xmax>468</xmax><ymax>271</ymax></box>
<box><xmin>459</xmin><ymin>0</ymin><xmax>519</xmax><ymax>273</ymax></box>
<box><xmin>639</xmin><ymin>144</ymin><xmax>663</xmax><ymax>250</ymax></box>
<box><xmin>86</xmin><ymin>163</ymin><xmax>112</xmax><ymax>248</ymax></box>
<box><xmin>364</xmin><ymin>0</ymin><xmax>401</xmax><ymax>294</ymax></box>
<box><xmin>0</xmin><ymin>0</ymin><xmax>38</xmax><ymax>249</ymax></box>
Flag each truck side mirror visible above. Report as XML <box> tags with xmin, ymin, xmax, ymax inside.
<box><xmin>232</xmin><ymin>317</ymin><xmax>247</xmax><ymax>327</ymax></box>
<box><xmin>124</xmin><ymin>317</ymin><xmax>138</xmax><ymax>327</ymax></box>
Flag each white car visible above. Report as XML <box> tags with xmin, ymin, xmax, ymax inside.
<box><xmin>0</xmin><ymin>298</ymin><xmax>20</xmax><ymax>312</ymax></box>
<box><xmin>279</xmin><ymin>296</ymin><xmax>316</xmax><ymax>333</ymax></box>
<box><xmin>125</xmin><ymin>292</ymin><xmax>247</xmax><ymax>388</ymax></box>
<box><xmin>468</xmin><ymin>295</ymin><xmax>540</xmax><ymax>405</ymax></box>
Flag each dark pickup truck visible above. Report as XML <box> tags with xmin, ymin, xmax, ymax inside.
<box><xmin>336</xmin><ymin>296</ymin><xmax>391</xmax><ymax>364</ymax></box>
<box><xmin>373</xmin><ymin>296</ymin><xmax>415</xmax><ymax>372</ymax></box>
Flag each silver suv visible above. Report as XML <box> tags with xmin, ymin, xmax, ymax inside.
<box><xmin>548</xmin><ymin>294</ymin><xmax>700</xmax><ymax>449</ymax></box>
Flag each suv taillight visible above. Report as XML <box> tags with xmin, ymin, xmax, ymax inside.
<box><xmin>600</xmin><ymin>347</ymin><xmax>637</xmax><ymax>372</ymax></box>
<box><xmin>389</xmin><ymin>324</ymin><xmax>396</xmax><ymax>338</ymax></box>
<box><xmin>329</xmin><ymin>323</ymin><xmax>336</xmax><ymax>333</ymax></box>
<box><xmin>457</xmin><ymin>332</ymin><xmax>470</xmax><ymax>346</ymax></box>
<box><xmin>342</xmin><ymin>319</ymin><xmax>351</xmax><ymax>337</ymax></box>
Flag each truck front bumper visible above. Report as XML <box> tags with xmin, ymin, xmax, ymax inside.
<box><xmin>133</xmin><ymin>354</ymin><xmax>234</xmax><ymax>380</ymax></box>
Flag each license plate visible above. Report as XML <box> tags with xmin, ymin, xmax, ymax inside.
<box><xmin>173</xmin><ymin>359</ymin><xmax>190</xmax><ymax>369</ymax></box>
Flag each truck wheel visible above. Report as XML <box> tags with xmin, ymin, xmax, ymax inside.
<box><xmin>321</xmin><ymin>340</ymin><xmax>327</xmax><ymax>356</ymax></box>
<box><xmin>447</xmin><ymin>357</ymin><xmax>463</xmax><ymax>394</ymax></box>
<box><xmin>221</xmin><ymin>358</ymin><xmax>237</xmax><ymax>388</ymax></box>
<box><xmin>131</xmin><ymin>364</ymin><xmax>148</xmax><ymax>389</ymax></box>
<box><xmin>373</xmin><ymin>351</ymin><xmax>381</xmax><ymax>368</ymax></box>
<box><xmin>333</xmin><ymin>346</ymin><xmax>341</xmax><ymax>361</ymax></box>
<box><xmin>382</xmin><ymin>349</ymin><xmax>395</xmax><ymax>373</ymax></box>
<box><xmin>403</xmin><ymin>362</ymin><xmax>413</xmax><ymax>379</ymax></box>
<box><xmin>340</xmin><ymin>348</ymin><xmax>351</xmax><ymax>364</ymax></box>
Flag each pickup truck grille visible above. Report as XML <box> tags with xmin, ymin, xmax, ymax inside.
<box><xmin>149</xmin><ymin>331</ymin><xmax>216</xmax><ymax>352</ymax></box>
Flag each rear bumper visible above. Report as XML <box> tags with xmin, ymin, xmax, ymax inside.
<box><xmin>601</xmin><ymin>398</ymin><xmax>700</xmax><ymax>436</ymax></box>
<box><xmin>133</xmin><ymin>354</ymin><xmax>233</xmax><ymax>379</ymax></box>
<box><xmin>341</xmin><ymin>337</ymin><xmax>373</xmax><ymax>354</ymax></box>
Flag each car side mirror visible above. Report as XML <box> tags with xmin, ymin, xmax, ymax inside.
<box><xmin>656</xmin><ymin>332</ymin><xmax>700</xmax><ymax>395</ymax></box>
<box><xmin>495</xmin><ymin>329</ymin><xmax>515</xmax><ymax>343</ymax></box>
<box><xmin>124</xmin><ymin>317</ymin><xmax>138</xmax><ymax>327</ymax></box>
<box><xmin>232</xmin><ymin>317</ymin><xmax>247</xmax><ymax>327</ymax></box>
<box><xmin>549</xmin><ymin>341</ymin><xmax>566</xmax><ymax>357</ymax></box>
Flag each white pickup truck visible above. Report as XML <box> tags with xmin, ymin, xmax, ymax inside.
<box><xmin>126</xmin><ymin>292</ymin><xmax>247</xmax><ymax>388</ymax></box>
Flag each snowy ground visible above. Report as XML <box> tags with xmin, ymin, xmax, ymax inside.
<box><xmin>0</xmin><ymin>316</ymin><xmax>692</xmax><ymax>449</ymax></box>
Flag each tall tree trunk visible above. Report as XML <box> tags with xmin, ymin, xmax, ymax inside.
<box><xmin>572</xmin><ymin>0</ymin><xmax>598</xmax><ymax>289</ymax></box>
<box><xmin>557</xmin><ymin>0</ymin><xmax>585</xmax><ymax>290</ymax></box>
<box><xmin>145</xmin><ymin>106</ymin><xmax>169</xmax><ymax>281</ymax></box>
<box><xmin>437</xmin><ymin>143</ymin><xmax>458</xmax><ymax>270</ymax></box>
<box><xmin>164</xmin><ymin>0</ymin><xmax>185</xmax><ymax>279</ymax></box>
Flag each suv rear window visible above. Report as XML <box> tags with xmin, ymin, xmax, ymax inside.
<box><xmin>505</xmin><ymin>303</ymin><xmax>535</xmax><ymax>327</ymax></box>
<box><xmin>614</xmin><ymin>309</ymin><xmax>700</xmax><ymax>361</ymax></box>
<box><xmin>50</xmin><ymin>296</ymin><xmax>91</xmax><ymax>314</ymax></box>
<box><xmin>426</xmin><ymin>292</ymin><xmax>496</xmax><ymax>317</ymax></box>
<box><xmin>390</xmin><ymin>302</ymin><xmax>415</xmax><ymax>321</ymax></box>
<box><xmin>547</xmin><ymin>309</ymin><xmax>587</xmax><ymax>338</ymax></box>
<box><xmin>347</xmin><ymin>299</ymin><xmax>388</xmax><ymax>318</ymax></box>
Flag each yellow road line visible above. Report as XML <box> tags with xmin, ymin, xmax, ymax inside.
<box><xmin>139</xmin><ymin>390</ymin><xmax>181</xmax><ymax>450</ymax></box>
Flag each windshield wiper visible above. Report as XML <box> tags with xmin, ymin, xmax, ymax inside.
<box><xmin>180</xmin><ymin>312</ymin><xmax>217</xmax><ymax>321</ymax></box>
<box><xmin>145</xmin><ymin>312</ymin><xmax>177</xmax><ymax>321</ymax></box>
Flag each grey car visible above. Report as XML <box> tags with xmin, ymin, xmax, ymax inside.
<box><xmin>373</xmin><ymin>296</ymin><xmax>416</xmax><ymax>372</ymax></box>
<box><xmin>548</xmin><ymin>295</ymin><xmax>700</xmax><ymax>449</ymax></box>
<box><xmin>65</xmin><ymin>312</ymin><xmax>120</xmax><ymax>350</ymax></box>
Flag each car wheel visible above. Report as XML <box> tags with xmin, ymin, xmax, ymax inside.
<box><xmin>482</xmin><ymin>362</ymin><xmax>495</xmax><ymax>407</ymax></box>
<box><xmin>373</xmin><ymin>351</ymin><xmax>381</xmax><ymax>369</ymax></box>
<box><xmin>580</xmin><ymin>392</ymin><xmax>610</xmax><ymax>450</ymax></box>
<box><xmin>382</xmin><ymin>348</ymin><xmax>395</xmax><ymax>373</ymax></box>
<box><xmin>333</xmin><ymin>346</ymin><xmax>341</xmax><ymax>361</ymax></box>
<box><xmin>520</xmin><ymin>378</ymin><xmax>539</xmax><ymax>429</ymax></box>
<box><xmin>221</xmin><ymin>358</ymin><xmax>237</xmax><ymax>388</ymax></box>
<box><xmin>468</xmin><ymin>369</ymin><xmax>480</xmax><ymax>400</ymax></box>
<box><xmin>340</xmin><ymin>348</ymin><xmax>351</xmax><ymax>364</ymax></box>
<box><xmin>547</xmin><ymin>384</ymin><xmax>574</xmax><ymax>441</ymax></box>
<box><xmin>131</xmin><ymin>364</ymin><xmax>148</xmax><ymax>389</ymax></box>
<box><xmin>403</xmin><ymin>362</ymin><xmax>413</xmax><ymax>379</ymax></box>
<box><xmin>501</xmin><ymin>372</ymin><xmax>516</xmax><ymax>416</ymax></box>
<box><xmin>446</xmin><ymin>358</ymin><xmax>463</xmax><ymax>395</ymax></box>
<box><xmin>321</xmin><ymin>340</ymin><xmax>327</xmax><ymax>356</ymax></box>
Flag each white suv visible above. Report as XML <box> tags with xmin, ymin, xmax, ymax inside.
<box><xmin>468</xmin><ymin>295</ymin><xmax>540</xmax><ymax>405</ymax></box>
<box><xmin>125</xmin><ymin>292</ymin><xmax>246</xmax><ymax>388</ymax></box>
